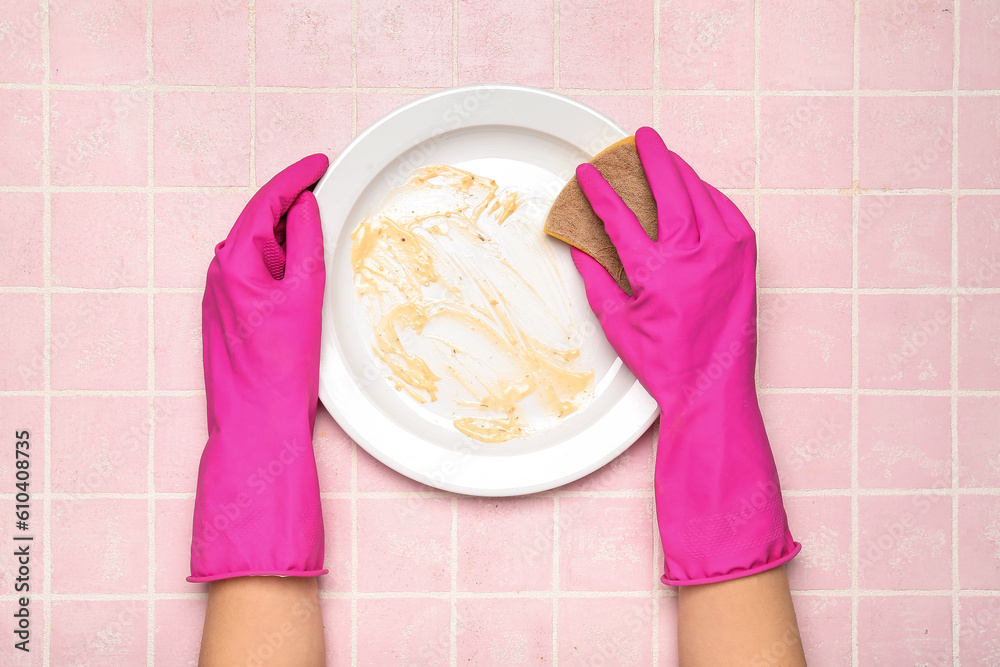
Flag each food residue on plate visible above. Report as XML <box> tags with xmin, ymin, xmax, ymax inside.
<box><xmin>350</xmin><ymin>164</ymin><xmax>594</xmax><ymax>443</ymax></box>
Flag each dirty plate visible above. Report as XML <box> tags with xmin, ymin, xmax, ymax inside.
<box><xmin>314</xmin><ymin>84</ymin><xmax>657</xmax><ymax>496</ymax></box>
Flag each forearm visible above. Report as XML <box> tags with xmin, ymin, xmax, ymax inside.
<box><xmin>677</xmin><ymin>566</ymin><xmax>806</xmax><ymax>667</ymax></box>
<box><xmin>663</xmin><ymin>393</ymin><xmax>802</xmax><ymax>663</ymax></box>
<box><xmin>678</xmin><ymin>565</ymin><xmax>805</xmax><ymax>667</ymax></box>
<box><xmin>200</xmin><ymin>576</ymin><xmax>326</xmax><ymax>667</ymax></box>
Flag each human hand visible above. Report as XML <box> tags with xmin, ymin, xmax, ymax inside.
<box><xmin>190</xmin><ymin>154</ymin><xmax>330</xmax><ymax>582</ymax></box>
<box><xmin>571</xmin><ymin>128</ymin><xmax>758</xmax><ymax>411</ymax></box>
<box><xmin>571</xmin><ymin>127</ymin><xmax>799</xmax><ymax>585</ymax></box>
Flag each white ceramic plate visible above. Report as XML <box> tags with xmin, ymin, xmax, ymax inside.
<box><xmin>314</xmin><ymin>84</ymin><xmax>657</xmax><ymax>496</ymax></box>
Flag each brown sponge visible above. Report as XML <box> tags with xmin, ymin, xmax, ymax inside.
<box><xmin>544</xmin><ymin>136</ymin><xmax>657</xmax><ymax>295</ymax></box>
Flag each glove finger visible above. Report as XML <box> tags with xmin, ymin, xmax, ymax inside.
<box><xmin>576</xmin><ymin>162</ymin><xmax>655</xmax><ymax>282</ymax></box>
<box><xmin>571</xmin><ymin>246</ymin><xmax>628</xmax><ymax>318</ymax></box>
<box><xmin>705</xmin><ymin>182</ymin><xmax>755</xmax><ymax>243</ymax></box>
<box><xmin>262</xmin><ymin>233</ymin><xmax>286</xmax><ymax>280</ymax></box>
<box><xmin>634</xmin><ymin>126</ymin><xmax>698</xmax><ymax>249</ymax></box>
<box><xmin>221</xmin><ymin>154</ymin><xmax>330</xmax><ymax>268</ymax></box>
<box><xmin>667</xmin><ymin>151</ymin><xmax>727</xmax><ymax>244</ymax></box>
<box><xmin>284</xmin><ymin>190</ymin><xmax>325</xmax><ymax>279</ymax></box>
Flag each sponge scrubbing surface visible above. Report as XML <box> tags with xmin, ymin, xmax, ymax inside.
<box><xmin>544</xmin><ymin>136</ymin><xmax>658</xmax><ymax>295</ymax></box>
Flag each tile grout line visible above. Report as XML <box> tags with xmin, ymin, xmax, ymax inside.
<box><xmin>249</xmin><ymin>0</ymin><xmax>257</xmax><ymax>190</ymax></box>
<box><xmin>552</xmin><ymin>0</ymin><xmax>560</xmax><ymax>91</ymax></box>
<box><xmin>552</xmin><ymin>496</ymin><xmax>560</xmax><ymax>664</ymax></box>
<box><xmin>652</xmin><ymin>0</ymin><xmax>661</xmax><ymax>129</ymax></box>
<box><xmin>350</xmin><ymin>440</ymin><xmax>358</xmax><ymax>667</ymax></box>
<box><xmin>145</xmin><ymin>0</ymin><xmax>156</xmax><ymax>662</ymax></box>
<box><xmin>41</xmin><ymin>0</ymin><xmax>52</xmax><ymax>664</ymax></box>
<box><xmin>450</xmin><ymin>497</ymin><xmax>458</xmax><ymax>667</ymax></box>
<box><xmin>349</xmin><ymin>3</ymin><xmax>359</xmax><ymax>664</ymax></box>
<box><xmin>2</xmin><ymin>586</ymin><xmax>996</xmax><ymax>602</ymax></box>
<box><xmin>757</xmin><ymin>387</ymin><xmax>1000</xmax><ymax>396</ymax></box>
<box><xmin>752</xmin><ymin>0</ymin><xmax>761</xmax><ymax>212</ymax></box>
<box><xmin>6</xmin><ymin>81</ymin><xmax>1000</xmax><ymax>96</ymax></box>
<box><xmin>452</xmin><ymin>0</ymin><xmax>458</xmax><ymax>87</ymax></box>
<box><xmin>350</xmin><ymin>0</ymin><xmax>357</xmax><ymax>138</ymax></box>
<box><xmin>758</xmin><ymin>286</ymin><xmax>1000</xmax><ymax>294</ymax></box>
<box><xmin>950</xmin><ymin>0</ymin><xmax>961</xmax><ymax>661</ymax></box>
<box><xmin>850</xmin><ymin>0</ymin><xmax>861</xmax><ymax>664</ymax></box>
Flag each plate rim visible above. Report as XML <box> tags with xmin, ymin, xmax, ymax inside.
<box><xmin>314</xmin><ymin>83</ymin><xmax>658</xmax><ymax>497</ymax></box>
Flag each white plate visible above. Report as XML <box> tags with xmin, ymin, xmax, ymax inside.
<box><xmin>314</xmin><ymin>84</ymin><xmax>658</xmax><ymax>496</ymax></box>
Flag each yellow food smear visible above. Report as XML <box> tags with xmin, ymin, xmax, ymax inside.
<box><xmin>350</xmin><ymin>164</ymin><xmax>593</xmax><ymax>443</ymax></box>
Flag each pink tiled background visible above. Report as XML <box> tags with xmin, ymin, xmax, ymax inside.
<box><xmin>1</xmin><ymin>0</ymin><xmax>998</xmax><ymax>664</ymax></box>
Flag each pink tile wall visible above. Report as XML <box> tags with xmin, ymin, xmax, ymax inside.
<box><xmin>1</xmin><ymin>0</ymin><xmax>997</xmax><ymax>664</ymax></box>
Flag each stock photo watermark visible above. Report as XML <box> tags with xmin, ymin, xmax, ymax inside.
<box><xmin>192</xmin><ymin>435</ymin><xmax>314</xmax><ymax>549</ymax></box>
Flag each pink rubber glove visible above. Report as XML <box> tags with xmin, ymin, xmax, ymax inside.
<box><xmin>188</xmin><ymin>154</ymin><xmax>330</xmax><ymax>582</ymax></box>
<box><xmin>571</xmin><ymin>127</ymin><xmax>800</xmax><ymax>586</ymax></box>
